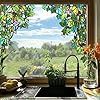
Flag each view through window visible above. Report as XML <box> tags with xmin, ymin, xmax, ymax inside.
<box><xmin>2</xmin><ymin>4</ymin><xmax>87</xmax><ymax>77</ymax></box>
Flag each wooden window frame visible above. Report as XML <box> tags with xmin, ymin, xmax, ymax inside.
<box><xmin>0</xmin><ymin>0</ymin><xmax>95</xmax><ymax>85</ymax></box>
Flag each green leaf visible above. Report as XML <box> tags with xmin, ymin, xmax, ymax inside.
<box><xmin>56</xmin><ymin>14</ymin><xmax>61</xmax><ymax>19</ymax></box>
<box><xmin>59</xmin><ymin>20</ymin><xmax>66</xmax><ymax>27</ymax></box>
<box><xmin>81</xmin><ymin>55</ymin><xmax>87</xmax><ymax>63</ymax></box>
<box><xmin>51</xmin><ymin>7</ymin><xmax>56</xmax><ymax>13</ymax></box>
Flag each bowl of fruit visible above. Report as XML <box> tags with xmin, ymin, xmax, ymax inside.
<box><xmin>0</xmin><ymin>79</ymin><xmax>21</xmax><ymax>93</ymax></box>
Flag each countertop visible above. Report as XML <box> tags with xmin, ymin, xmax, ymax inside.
<box><xmin>82</xmin><ymin>85</ymin><xmax>100</xmax><ymax>100</ymax></box>
<box><xmin>0</xmin><ymin>85</ymin><xmax>87</xmax><ymax>100</ymax></box>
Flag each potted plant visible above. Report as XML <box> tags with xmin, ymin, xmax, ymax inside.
<box><xmin>18</xmin><ymin>66</ymin><xmax>28</xmax><ymax>87</ymax></box>
<box><xmin>45</xmin><ymin>66</ymin><xmax>66</xmax><ymax>87</ymax></box>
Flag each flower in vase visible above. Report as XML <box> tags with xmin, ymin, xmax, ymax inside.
<box><xmin>81</xmin><ymin>44</ymin><xmax>99</xmax><ymax>79</ymax></box>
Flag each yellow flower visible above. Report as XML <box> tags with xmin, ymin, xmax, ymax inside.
<box><xmin>72</xmin><ymin>6</ymin><xmax>78</xmax><ymax>15</ymax></box>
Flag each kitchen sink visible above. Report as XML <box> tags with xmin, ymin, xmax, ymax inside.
<box><xmin>35</xmin><ymin>87</ymin><xmax>77</xmax><ymax>97</ymax></box>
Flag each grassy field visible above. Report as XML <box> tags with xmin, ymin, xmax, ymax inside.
<box><xmin>3</xmin><ymin>55</ymin><xmax>87</xmax><ymax>77</ymax></box>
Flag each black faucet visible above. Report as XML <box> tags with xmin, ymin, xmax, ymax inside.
<box><xmin>64</xmin><ymin>55</ymin><xmax>80</xmax><ymax>89</ymax></box>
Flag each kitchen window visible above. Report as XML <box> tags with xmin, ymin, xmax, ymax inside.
<box><xmin>0</xmin><ymin>0</ymin><xmax>95</xmax><ymax>84</ymax></box>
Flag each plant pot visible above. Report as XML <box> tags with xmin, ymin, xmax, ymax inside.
<box><xmin>0</xmin><ymin>75</ymin><xmax>7</xmax><ymax>85</ymax></box>
<box><xmin>48</xmin><ymin>77</ymin><xmax>65</xmax><ymax>87</ymax></box>
<box><xmin>19</xmin><ymin>78</ymin><xmax>27</xmax><ymax>88</ymax></box>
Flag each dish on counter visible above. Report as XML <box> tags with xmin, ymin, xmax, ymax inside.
<box><xmin>83</xmin><ymin>83</ymin><xmax>98</xmax><ymax>89</ymax></box>
<box><xmin>83</xmin><ymin>79</ymin><xmax>97</xmax><ymax>89</ymax></box>
<box><xmin>0</xmin><ymin>79</ymin><xmax>22</xmax><ymax>93</ymax></box>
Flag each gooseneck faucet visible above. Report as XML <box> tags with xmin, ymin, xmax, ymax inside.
<box><xmin>64</xmin><ymin>55</ymin><xmax>80</xmax><ymax>89</ymax></box>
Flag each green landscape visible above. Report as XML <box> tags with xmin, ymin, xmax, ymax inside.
<box><xmin>4</xmin><ymin>56</ymin><xmax>87</xmax><ymax>78</ymax></box>
<box><xmin>3</xmin><ymin>42</ymin><xmax>87</xmax><ymax>78</ymax></box>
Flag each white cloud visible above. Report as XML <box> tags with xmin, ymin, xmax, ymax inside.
<box><xmin>15</xmin><ymin>39</ymin><xmax>69</xmax><ymax>48</ymax></box>
<box><xmin>35</xmin><ymin>23</ymin><xmax>42</xmax><ymax>26</ymax></box>
<box><xmin>17</xmin><ymin>28</ymin><xmax>62</xmax><ymax>37</ymax></box>
<box><xmin>35</xmin><ymin>28</ymin><xmax>62</xmax><ymax>35</ymax></box>
<box><xmin>28</xmin><ymin>5</ymin><xmax>56</xmax><ymax>23</ymax></box>
<box><xmin>52</xmin><ymin>27</ymin><xmax>59</xmax><ymax>29</ymax></box>
<box><xmin>17</xmin><ymin>31</ymin><xmax>33</xmax><ymax>37</ymax></box>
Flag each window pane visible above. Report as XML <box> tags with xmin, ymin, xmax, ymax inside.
<box><xmin>2</xmin><ymin>4</ymin><xmax>87</xmax><ymax>78</ymax></box>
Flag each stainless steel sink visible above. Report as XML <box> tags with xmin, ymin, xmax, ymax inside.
<box><xmin>35</xmin><ymin>87</ymin><xmax>77</xmax><ymax>97</ymax></box>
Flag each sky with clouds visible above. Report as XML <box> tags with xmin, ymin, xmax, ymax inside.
<box><xmin>12</xmin><ymin>5</ymin><xmax>74</xmax><ymax>48</ymax></box>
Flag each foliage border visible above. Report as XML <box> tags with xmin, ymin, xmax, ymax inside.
<box><xmin>0</xmin><ymin>0</ymin><xmax>95</xmax><ymax>45</ymax></box>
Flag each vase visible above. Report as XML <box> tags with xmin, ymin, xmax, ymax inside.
<box><xmin>83</xmin><ymin>64</ymin><xmax>97</xmax><ymax>88</ymax></box>
<box><xmin>87</xmin><ymin>65</ymin><xmax>96</xmax><ymax>80</ymax></box>
<box><xmin>96</xmin><ymin>60</ymin><xmax>100</xmax><ymax>87</ymax></box>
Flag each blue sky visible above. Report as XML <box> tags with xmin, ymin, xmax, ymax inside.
<box><xmin>12</xmin><ymin>5</ymin><xmax>74</xmax><ymax>48</ymax></box>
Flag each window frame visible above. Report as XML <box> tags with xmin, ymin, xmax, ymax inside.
<box><xmin>0</xmin><ymin>0</ymin><xmax>95</xmax><ymax>85</ymax></box>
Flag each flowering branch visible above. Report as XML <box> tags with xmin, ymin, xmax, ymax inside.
<box><xmin>81</xmin><ymin>43</ymin><xmax>100</xmax><ymax>79</ymax></box>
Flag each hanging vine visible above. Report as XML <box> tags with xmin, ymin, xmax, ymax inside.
<box><xmin>43</xmin><ymin>4</ymin><xmax>87</xmax><ymax>52</ymax></box>
<box><xmin>0</xmin><ymin>4</ymin><xmax>35</xmax><ymax>75</ymax></box>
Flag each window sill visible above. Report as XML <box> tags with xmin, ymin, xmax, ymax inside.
<box><xmin>7</xmin><ymin>76</ymin><xmax>84</xmax><ymax>85</ymax></box>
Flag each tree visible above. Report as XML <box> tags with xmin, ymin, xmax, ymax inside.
<box><xmin>42</xmin><ymin>42</ymin><xmax>51</xmax><ymax>51</ymax></box>
<box><xmin>19</xmin><ymin>47</ymin><xmax>27</xmax><ymax>59</ymax></box>
<box><xmin>6</xmin><ymin>41</ymin><xmax>19</xmax><ymax>61</ymax></box>
<box><xmin>0</xmin><ymin>4</ymin><xmax>35</xmax><ymax>75</ymax></box>
<box><xmin>43</xmin><ymin>4</ymin><xmax>87</xmax><ymax>52</ymax></box>
<box><xmin>8</xmin><ymin>41</ymin><xmax>18</xmax><ymax>52</ymax></box>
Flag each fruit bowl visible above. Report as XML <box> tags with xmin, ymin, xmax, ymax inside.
<box><xmin>0</xmin><ymin>85</ymin><xmax>18</xmax><ymax>92</ymax></box>
<box><xmin>0</xmin><ymin>80</ymin><xmax>22</xmax><ymax>93</ymax></box>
